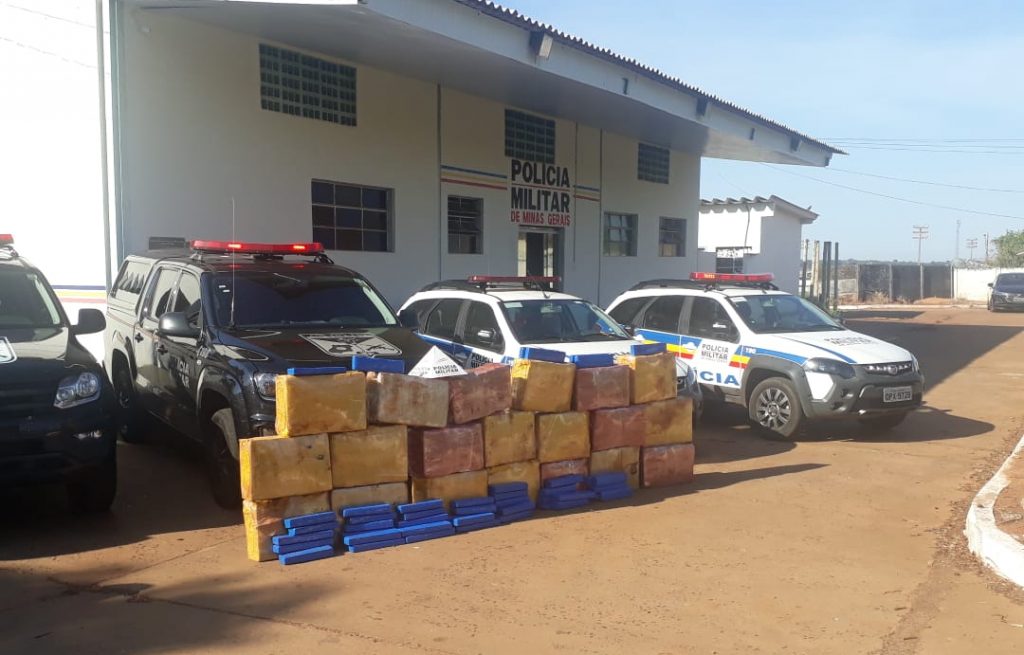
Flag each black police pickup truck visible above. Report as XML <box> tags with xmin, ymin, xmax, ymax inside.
<box><xmin>0</xmin><ymin>235</ymin><xmax>117</xmax><ymax>513</ymax></box>
<box><xmin>105</xmin><ymin>240</ymin><xmax>431</xmax><ymax>507</ymax></box>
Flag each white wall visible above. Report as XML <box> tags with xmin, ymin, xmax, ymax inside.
<box><xmin>697</xmin><ymin>205</ymin><xmax>768</xmax><ymax>254</ymax></box>
<box><xmin>751</xmin><ymin>214</ymin><xmax>804</xmax><ymax>294</ymax></box>
<box><xmin>118</xmin><ymin>11</ymin><xmax>702</xmax><ymax>308</ymax></box>
<box><xmin>954</xmin><ymin>267</ymin><xmax>1024</xmax><ymax>301</ymax></box>
<box><xmin>0</xmin><ymin>1</ymin><xmax>108</xmax><ymax>298</ymax></box>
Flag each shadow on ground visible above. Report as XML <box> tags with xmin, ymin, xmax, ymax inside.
<box><xmin>0</xmin><ymin>425</ymin><xmax>239</xmax><ymax>561</ymax></box>
<box><xmin>0</xmin><ymin>566</ymin><xmax>333</xmax><ymax>655</ymax></box>
<box><xmin>842</xmin><ymin>309</ymin><xmax>925</xmax><ymax>320</ymax></box>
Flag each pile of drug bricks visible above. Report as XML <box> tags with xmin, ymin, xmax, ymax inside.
<box><xmin>240</xmin><ymin>345</ymin><xmax>694</xmax><ymax>563</ymax></box>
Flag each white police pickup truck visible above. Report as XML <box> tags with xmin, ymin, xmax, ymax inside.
<box><xmin>606</xmin><ymin>272</ymin><xmax>923</xmax><ymax>439</ymax></box>
<box><xmin>398</xmin><ymin>276</ymin><xmax>702</xmax><ymax>408</ymax></box>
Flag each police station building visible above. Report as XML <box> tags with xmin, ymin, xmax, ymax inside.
<box><xmin>103</xmin><ymin>0</ymin><xmax>839</xmax><ymax>307</ymax></box>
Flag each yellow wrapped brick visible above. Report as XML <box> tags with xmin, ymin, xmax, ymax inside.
<box><xmin>487</xmin><ymin>460</ymin><xmax>540</xmax><ymax>502</ymax></box>
<box><xmin>275</xmin><ymin>372</ymin><xmax>367</xmax><ymax>437</ymax></box>
<box><xmin>590</xmin><ymin>446</ymin><xmax>640</xmax><ymax>490</ymax></box>
<box><xmin>239</xmin><ymin>434</ymin><xmax>332</xmax><ymax>501</ymax></box>
<box><xmin>511</xmin><ymin>359</ymin><xmax>575</xmax><ymax>413</ymax></box>
<box><xmin>615</xmin><ymin>352</ymin><xmax>677</xmax><ymax>404</ymax></box>
<box><xmin>644</xmin><ymin>397</ymin><xmax>694</xmax><ymax>446</ymax></box>
<box><xmin>536</xmin><ymin>411</ymin><xmax>590</xmax><ymax>463</ymax></box>
<box><xmin>330</xmin><ymin>482</ymin><xmax>409</xmax><ymax>511</ymax></box>
<box><xmin>330</xmin><ymin>425</ymin><xmax>408</xmax><ymax>488</ymax></box>
<box><xmin>483</xmin><ymin>411</ymin><xmax>536</xmax><ymax>467</ymax></box>
<box><xmin>243</xmin><ymin>492</ymin><xmax>330</xmax><ymax>562</ymax></box>
<box><xmin>411</xmin><ymin>470</ymin><xmax>488</xmax><ymax>508</ymax></box>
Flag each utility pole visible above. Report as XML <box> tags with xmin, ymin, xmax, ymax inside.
<box><xmin>955</xmin><ymin>219</ymin><xmax>960</xmax><ymax>264</ymax></box>
<box><xmin>913</xmin><ymin>225</ymin><xmax>929</xmax><ymax>301</ymax></box>
<box><xmin>983</xmin><ymin>233</ymin><xmax>990</xmax><ymax>265</ymax></box>
<box><xmin>967</xmin><ymin>238</ymin><xmax>978</xmax><ymax>262</ymax></box>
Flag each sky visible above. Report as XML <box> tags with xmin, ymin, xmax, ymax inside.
<box><xmin>503</xmin><ymin>0</ymin><xmax>1024</xmax><ymax>263</ymax></box>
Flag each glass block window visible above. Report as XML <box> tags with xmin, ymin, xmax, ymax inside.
<box><xmin>638</xmin><ymin>143</ymin><xmax>670</xmax><ymax>184</ymax></box>
<box><xmin>448</xmin><ymin>196</ymin><xmax>483</xmax><ymax>254</ymax></box>
<box><xmin>603</xmin><ymin>213</ymin><xmax>637</xmax><ymax>257</ymax></box>
<box><xmin>311</xmin><ymin>180</ymin><xmax>392</xmax><ymax>252</ymax></box>
<box><xmin>505</xmin><ymin>109</ymin><xmax>555</xmax><ymax>164</ymax></box>
<box><xmin>658</xmin><ymin>217</ymin><xmax>686</xmax><ymax>257</ymax></box>
<box><xmin>260</xmin><ymin>44</ymin><xmax>356</xmax><ymax>126</ymax></box>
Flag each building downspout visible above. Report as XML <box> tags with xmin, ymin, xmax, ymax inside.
<box><xmin>96</xmin><ymin>0</ymin><xmax>112</xmax><ymax>288</ymax></box>
<box><xmin>597</xmin><ymin>129</ymin><xmax>604</xmax><ymax>304</ymax></box>
<box><xmin>436</xmin><ymin>84</ymin><xmax>443</xmax><ymax>279</ymax></box>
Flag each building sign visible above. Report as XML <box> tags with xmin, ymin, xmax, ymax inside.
<box><xmin>509</xmin><ymin>159</ymin><xmax>572</xmax><ymax>227</ymax></box>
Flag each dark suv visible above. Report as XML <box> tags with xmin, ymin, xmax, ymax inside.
<box><xmin>0</xmin><ymin>235</ymin><xmax>116</xmax><ymax>512</ymax></box>
<box><xmin>988</xmin><ymin>273</ymin><xmax>1024</xmax><ymax>312</ymax></box>
<box><xmin>104</xmin><ymin>240</ymin><xmax>431</xmax><ymax>507</ymax></box>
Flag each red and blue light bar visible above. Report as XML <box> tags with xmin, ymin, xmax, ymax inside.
<box><xmin>191</xmin><ymin>240</ymin><xmax>323</xmax><ymax>255</ymax></box>
<box><xmin>690</xmin><ymin>272</ymin><xmax>774</xmax><ymax>283</ymax></box>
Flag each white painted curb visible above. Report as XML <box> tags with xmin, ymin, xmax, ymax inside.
<box><xmin>965</xmin><ymin>433</ymin><xmax>1024</xmax><ymax>587</ymax></box>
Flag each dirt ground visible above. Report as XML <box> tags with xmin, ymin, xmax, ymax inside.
<box><xmin>2</xmin><ymin>307</ymin><xmax>1024</xmax><ymax>654</ymax></box>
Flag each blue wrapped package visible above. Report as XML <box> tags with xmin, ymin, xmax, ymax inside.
<box><xmin>279</xmin><ymin>544</ymin><xmax>335</xmax><ymax>565</ymax></box>
<box><xmin>285</xmin><ymin>367</ymin><xmax>347</xmax><ymax>377</ymax></box>
<box><xmin>398</xmin><ymin>499</ymin><xmax>445</xmax><ymax>515</ymax></box>
<box><xmin>283</xmin><ymin>511</ymin><xmax>338</xmax><ymax>529</ymax></box>
<box><xmin>629</xmin><ymin>342</ymin><xmax>666</xmax><ymax>356</ymax></box>
<box><xmin>488</xmin><ymin>481</ymin><xmax>528</xmax><ymax>495</ymax></box>
<box><xmin>342</xmin><ymin>528</ymin><xmax>404</xmax><ymax>546</ymax></box>
<box><xmin>348</xmin><ymin>538</ymin><xmax>403</xmax><ymax>553</ymax></box>
<box><xmin>341</xmin><ymin>503</ymin><xmax>395</xmax><ymax>519</ymax></box>
<box><xmin>517</xmin><ymin>347</ymin><xmax>566</xmax><ymax>363</ymax></box>
<box><xmin>569</xmin><ymin>354</ymin><xmax>616</xmax><ymax>369</ymax></box>
<box><xmin>272</xmin><ymin>529</ymin><xmax>335</xmax><ymax>548</ymax></box>
<box><xmin>351</xmin><ymin>356</ymin><xmax>405</xmax><ymax>374</ymax></box>
<box><xmin>343</xmin><ymin>518</ymin><xmax>396</xmax><ymax>534</ymax></box>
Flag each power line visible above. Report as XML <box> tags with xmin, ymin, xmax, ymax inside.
<box><xmin>0</xmin><ymin>3</ymin><xmax>95</xmax><ymax>29</ymax></box>
<box><xmin>0</xmin><ymin>34</ymin><xmax>96</xmax><ymax>69</ymax></box>
<box><xmin>760</xmin><ymin>163</ymin><xmax>1024</xmax><ymax>221</ymax></box>
<box><xmin>828</xmin><ymin>145</ymin><xmax>1024</xmax><ymax>154</ymax></box>
<box><xmin>824</xmin><ymin>137</ymin><xmax>1024</xmax><ymax>143</ymax></box>
<box><xmin>826</xmin><ymin>167</ymin><xmax>1024</xmax><ymax>194</ymax></box>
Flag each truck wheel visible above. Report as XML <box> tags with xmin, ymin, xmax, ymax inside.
<box><xmin>208</xmin><ymin>408</ymin><xmax>242</xmax><ymax>509</ymax></box>
<box><xmin>113</xmin><ymin>362</ymin><xmax>148</xmax><ymax>444</ymax></box>
<box><xmin>858</xmin><ymin>412</ymin><xmax>908</xmax><ymax>431</ymax></box>
<box><xmin>67</xmin><ymin>449</ymin><xmax>117</xmax><ymax>514</ymax></box>
<box><xmin>748</xmin><ymin>377</ymin><xmax>805</xmax><ymax>440</ymax></box>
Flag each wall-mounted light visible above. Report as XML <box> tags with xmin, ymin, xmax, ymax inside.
<box><xmin>529</xmin><ymin>31</ymin><xmax>553</xmax><ymax>59</ymax></box>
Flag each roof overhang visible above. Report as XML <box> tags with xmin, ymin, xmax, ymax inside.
<box><xmin>700</xmin><ymin>195</ymin><xmax>819</xmax><ymax>224</ymax></box>
<box><xmin>125</xmin><ymin>0</ymin><xmax>839</xmax><ymax>166</ymax></box>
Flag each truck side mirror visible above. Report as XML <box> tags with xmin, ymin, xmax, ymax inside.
<box><xmin>72</xmin><ymin>308</ymin><xmax>106</xmax><ymax>336</ymax></box>
<box><xmin>158</xmin><ymin>312</ymin><xmax>199</xmax><ymax>339</ymax></box>
<box><xmin>398</xmin><ymin>308</ymin><xmax>419</xmax><ymax>330</ymax></box>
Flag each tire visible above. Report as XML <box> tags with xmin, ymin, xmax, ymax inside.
<box><xmin>748</xmin><ymin>377</ymin><xmax>805</xmax><ymax>440</ymax></box>
<box><xmin>208</xmin><ymin>408</ymin><xmax>241</xmax><ymax>509</ymax></box>
<box><xmin>113</xmin><ymin>361</ymin><xmax>148</xmax><ymax>444</ymax></box>
<box><xmin>858</xmin><ymin>412</ymin><xmax>908</xmax><ymax>431</ymax></box>
<box><xmin>67</xmin><ymin>450</ymin><xmax>117</xmax><ymax>514</ymax></box>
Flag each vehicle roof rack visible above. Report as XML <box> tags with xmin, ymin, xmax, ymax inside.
<box><xmin>631</xmin><ymin>278</ymin><xmax>779</xmax><ymax>291</ymax></box>
<box><xmin>419</xmin><ymin>275</ymin><xmax>560</xmax><ymax>294</ymax></box>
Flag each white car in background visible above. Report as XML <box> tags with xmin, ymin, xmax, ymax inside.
<box><xmin>398</xmin><ymin>276</ymin><xmax>702</xmax><ymax>408</ymax></box>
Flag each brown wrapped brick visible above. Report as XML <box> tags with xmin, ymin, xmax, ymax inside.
<box><xmin>590</xmin><ymin>405</ymin><xmax>646</xmax><ymax>452</ymax></box>
<box><xmin>243</xmin><ymin>492</ymin><xmax>331</xmax><ymax>562</ymax></box>
<box><xmin>641</xmin><ymin>443</ymin><xmax>695</xmax><ymax>487</ymax></box>
<box><xmin>367</xmin><ymin>372</ymin><xmax>448</xmax><ymax>428</ymax></box>
<box><xmin>449</xmin><ymin>363</ymin><xmax>512</xmax><ymax>424</ymax></box>
<box><xmin>483</xmin><ymin>410</ymin><xmax>536</xmax><ymax>467</ymax></box>
<box><xmin>411</xmin><ymin>470</ymin><xmax>488</xmax><ymax>508</ymax></box>
<box><xmin>275</xmin><ymin>372</ymin><xmax>367</xmax><ymax>436</ymax></box>
<box><xmin>615</xmin><ymin>352</ymin><xmax>676</xmax><ymax>404</ymax></box>
<box><xmin>487</xmin><ymin>460</ymin><xmax>541</xmax><ymax>502</ymax></box>
<box><xmin>409</xmin><ymin>423</ymin><xmax>484</xmax><ymax>478</ymax></box>
<box><xmin>329</xmin><ymin>425</ymin><xmax>408</xmax><ymax>488</ymax></box>
<box><xmin>589</xmin><ymin>446</ymin><xmax>640</xmax><ymax>490</ymax></box>
<box><xmin>239</xmin><ymin>434</ymin><xmax>332</xmax><ymax>501</ymax></box>
<box><xmin>511</xmin><ymin>359</ymin><xmax>575</xmax><ymax>413</ymax></box>
<box><xmin>536</xmin><ymin>411</ymin><xmax>590</xmax><ymax>463</ymax></box>
<box><xmin>540</xmin><ymin>458</ymin><xmax>589</xmax><ymax>485</ymax></box>
<box><xmin>329</xmin><ymin>482</ymin><xmax>409</xmax><ymax>511</ymax></box>
<box><xmin>644</xmin><ymin>397</ymin><xmax>693</xmax><ymax>446</ymax></box>
<box><xmin>573</xmin><ymin>365</ymin><xmax>630</xmax><ymax>411</ymax></box>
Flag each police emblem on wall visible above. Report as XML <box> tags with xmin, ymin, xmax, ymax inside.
<box><xmin>0</xmin><ymin>337</ymin><xmax>16</xmax><ymax>364</ymax></box>
<box><xmin>301</xmin><ymin>332</ymin><xmax>402</xmax><ymax>359</ymax></box>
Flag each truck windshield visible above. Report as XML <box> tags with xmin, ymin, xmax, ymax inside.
<box><xmin>728</xmin><ymin>294</ymin><xmax>843</xmax><ymax>334</ymax></box>
<box><xmin>501</xmin><ymin>299</ymin><xmax>631</xmax><ymax>343</ymax></box>
<box><xmin>211</xmin><ymin>272</ymin><xmax>398</xmax><ymax>328</ymax></box>
<box><xmin>0</xmin><ymin>269</ymin><xmax>63</xmax><ymax>329</ymax></box>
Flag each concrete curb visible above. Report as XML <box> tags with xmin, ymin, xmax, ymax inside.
<box><xmin>965</xmin><ymin>433</ymin><xmax>1024</xmax><ymax>587</ymax></box>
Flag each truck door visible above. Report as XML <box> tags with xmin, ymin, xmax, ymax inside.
<box><xmin>683</xmin><ymin>297</ymin><xmax>742</xmax><ymax>391</ymax></box>
<box><xmin>161</xmin><ymin>270</ymin><xmax>203</xmax><ymax>439</ymax></box>
<box><xmin>420</xmin><ymin>299</ymin><xmax>467</xmax><ymax>359</ymax></box>
<box><xmin>133</xmin><ymin>266</ymin><xmax>181</xmax><ymax>419</ymax></box>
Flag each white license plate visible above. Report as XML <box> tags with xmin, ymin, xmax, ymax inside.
<box><xmin>883</xmin><ymin>386</ymin><xmax>913</xmax><ymax>403</ymax></box>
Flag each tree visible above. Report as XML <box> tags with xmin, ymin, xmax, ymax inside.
<box><xmin>992</xmin><ymin>230</ymin><xmax>1024</xmax><ymax>267</ymax></box>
